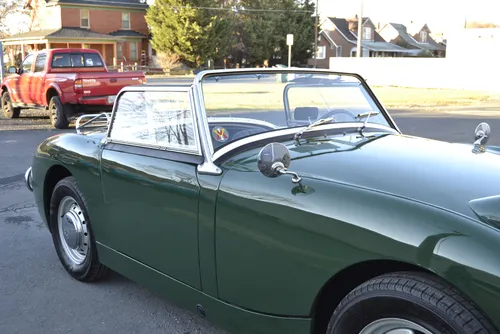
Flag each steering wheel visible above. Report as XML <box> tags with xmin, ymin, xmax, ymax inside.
<box><xmin>322</xmin><ymin>109</ymin><xmax>358</xmax><ymax>121</ymax></box>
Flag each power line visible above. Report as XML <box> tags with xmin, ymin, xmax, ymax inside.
<box><xmin>164</xmin><ymin>5</ymin><xmax>314</xmax><ymax>13</ymax></box>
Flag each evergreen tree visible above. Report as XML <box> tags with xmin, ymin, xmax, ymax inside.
<box><xmin>146</xmin><ymin>0</ymin><xmax>234</xmax><ymax>67</ymax></box>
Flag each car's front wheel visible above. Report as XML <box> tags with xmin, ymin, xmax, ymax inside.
<box><xmin>327</xmin><ymin>271</ymin><xmax>496</xmax><ymax>334</ymax></box>
<box><xmin>1</xmin><ymin>91</ymin><xmax>20</xmax><ymax>118</ymax></box>
<box><xmin>49</xmin><ymin>176</ymin><xmax>108</xmax><ymax>282</ymax></box>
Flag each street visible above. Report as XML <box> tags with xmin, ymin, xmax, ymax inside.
<box><xmin>1</xmin><ymin>106</ymin><xmax>500</xmax><ymax>334</ymax></box>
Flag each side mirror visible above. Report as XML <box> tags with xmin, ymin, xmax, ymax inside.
<box><xmin>473</xmin><ymin>122</ymin><xmax>491</xmax><ymax>153</ymax></box>
<box><xmin>7</xmin><ymin>66</ymin><xmax>17</xmax><ymax>74</ymax></box>
<box><xmin>474</xmin><ymin>122</ymin><xmax>490</xmax><ymax>145</ymax></box>
<box><xmin>258</xmin><ymin>143</ymin><xmax>301</xmax><ymax>183</ymax></box>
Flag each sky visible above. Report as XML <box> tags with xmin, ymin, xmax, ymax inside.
<box><xmin>319</xmin><ymin>0</ymin><xmax>500</xmax><ymax>34</ymax></box>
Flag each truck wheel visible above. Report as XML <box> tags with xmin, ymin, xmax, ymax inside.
<box><xmin>1</xmin><ymin>91</ymin><xmax>20</xmax><ymax>118</ymax></box>
<box><xmin>49</xmin><ymin>176</ymin><xmax>108</xmax><ymax>282</ymax></box>
<box><xmin>326</xmin><ymin>271</ymin><xmax>497</xmax><ymax>334</ymax></box>
<box><xmin>49</xmin><ymin>96</ymin><xmax>69</xmax><ymax>129</ymax></box>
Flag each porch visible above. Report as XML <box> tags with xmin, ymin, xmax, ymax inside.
<box><xmin>1</xmin><ymin>27</ymin><xmax>149</xmax><ymax>68</ymax></box>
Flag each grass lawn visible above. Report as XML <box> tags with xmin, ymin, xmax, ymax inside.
<box><xmin>371</xmin><ymin>86</ymin><xmax>500</xmax><ymax>108</ymax></box>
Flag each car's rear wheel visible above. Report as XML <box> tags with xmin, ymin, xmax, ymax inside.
<box><xmin>326</xmin><ymin>271</ymin><xmax>497</xmax><ymax>334</ymax></box>
<box><xmin>49</xmin><ymin>176</ymin><xmax>108</xmax><ymax>282</ymax></box>
<box><xmin>1</xmin><ymin>91</ymin><xmax>20</xmax><ymax>118</ymax></box>
<box><xmin>49</xmin><ymin>96</ymin><xmax>69</xmax><ymax>129</ymax></box>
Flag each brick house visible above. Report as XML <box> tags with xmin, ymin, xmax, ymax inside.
<box><xmin>378</xmin><ymin>23</ymin><xmax>446</xmax><ymax>57</ymax></box>
<box><xmin>309</xmin><ymin>16</ymin><xmax>414</xmax><ymax>68</ymax></box>
<box><xmin>2</xmin><ymin>0</ymin><xmax>151</xmax><ymax>67</ymax></box>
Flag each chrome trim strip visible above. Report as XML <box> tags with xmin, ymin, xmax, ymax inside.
<box><xmin>25</xmin><ymin>167</ymin><xmax>33</xmax><ymax>192</ymax></box>
<box><xmin>207</xmin><ymin>117</ymin><xmax>281</xmax><ymax>129</ymax></box>
<box><xmin>212</xmin><ymin>123</ymin><xmax>398</xmax><ymax>161</ymax></box>
<box><xmin>192</xmin><ymin>84</ymin><xmax>222</xmax><ymax>175</ymax></box>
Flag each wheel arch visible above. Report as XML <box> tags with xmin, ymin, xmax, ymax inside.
<box><xmin>310</xmin><ymin>259</ymin><xmax>438</xmax><ymax>334</ymax></box>
<box><xmin>43</xmin><ymin>164</ymin><xmax>73</xmax><ymax>232</ymax></box>
<box><xmin>46</xmin><ymin>86</ymin><xmax>61</xmax><ymax>105</ymax></box>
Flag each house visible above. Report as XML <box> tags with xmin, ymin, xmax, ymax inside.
<box><xmin>378</xmin><ymin>22</ymin><xmax>446</xmax><ymax>57</ymax></box>
<box><xmin>1</xmin><ymin>0</ymin><xmax>151</xmax><ymax>67</ymax></box>
<box><xmin>309</xmin><ymin>16</ymin><xmax>414</xmax><ymax>68</ymax></box>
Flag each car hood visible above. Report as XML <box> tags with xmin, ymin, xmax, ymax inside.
<box><xmin>285</xmin><ymin>132</ymin><xmax>500</xmax><ymax>221</ymax></box>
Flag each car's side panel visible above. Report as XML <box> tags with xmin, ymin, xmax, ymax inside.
<box><xmin>215</xmin><ymin>147</ymin><xmax>500</xmax><ymax>325</ymax></box>
<box><xmin>100</xmin><ymin>143</ymin><xmax>202</xmax><ymax>289</ymax></box>
<box><xmin>97</xmin><ymin>243</ymin><xmax>312</xmax><ymax>334</ymax></box>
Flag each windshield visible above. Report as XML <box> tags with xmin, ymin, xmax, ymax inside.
<box><xmin>200</xmin><ymin>71</ymin><xmax>392</xmax><ymax>150</ymax></box>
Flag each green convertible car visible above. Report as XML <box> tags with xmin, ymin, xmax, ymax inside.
<box><xmin>26</xmin><ymin>68</ymin><xmax>500</xmax><ymax>334</ymax></box>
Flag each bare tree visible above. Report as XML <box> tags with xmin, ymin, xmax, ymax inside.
<box><xmin>0</xmin><ymin>0</ymin><xmax>29</xmax><ymax>38</ymax></box>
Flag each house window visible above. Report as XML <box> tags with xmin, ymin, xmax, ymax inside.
<box><xmin>129</xmin><ymin>42</ymin><xmax>137</xmax><ymax>60</ymax></box>
<box><xmin>336</xmin><ymin>45</ymin><xmax>342</xmax><ymax>57</ymax></box>
<box><xmin>80</xmin><ymin>9</ymin><xmax>89</xmax><ymax>28</ymax></box>
<box><xmin>122</xmin><ymin>12</ymin><xmax>130</xmax><ymax>29</ymax></box>
<box><xmin>362</xmin><ymin>27</ymin><xmax>372</xmax><ymax>40</ymax></box>
<box><xmin>117</xmin><ymin>43</ymin><xmax>123</xmax><ymax>59</ymax></box>
<box><xmin>316</xmin><ymin>45</ymin><xmax>326</xmax><ymax>59</ymax></box>
<box><xmin>420</xmin><ymin>31</ymin><xmax>428</xmax><ymax>43</ymax></box>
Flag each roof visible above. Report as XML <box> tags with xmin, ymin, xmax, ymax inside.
<box><xmin>361</xmin><ymin>41</ymin><xmax>416</xmax><ymax>53</ymax></box>
<box><xmin>387</xmin><ymin>23</ymin><xmax>446</xmax><ymax>51</ymax></box>
<box><xmin>26</xmin><ymin>0</ymin><xmax>148</xmax><ymax>9</ymax></box>
<box><xmin>109</xmin><ymin>30</ymin><xmax>146</xmax><ymax>38</ymax></box>
<box><xmin>326</xmin><ymin>17</ymin><xmax>411</xmax><ymax>53</ymax></box>
<box><xmin>2</xmin><ymin>27</ymin><xmax>126</xmax><ymax>41</ymax></box>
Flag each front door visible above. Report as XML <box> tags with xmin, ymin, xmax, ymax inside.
<box><xmin>15</xmin><ymin>54</ymin><xmax>35</xmax><ymax>104</ymax></box>
<box><xmin>100</xmin><ymin>88</ymin><xmax>203</xmax><ymax>289</ymax></box>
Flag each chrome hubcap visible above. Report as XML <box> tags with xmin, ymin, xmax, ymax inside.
<box><xmin>360</xmin><ymin>318</ymin><xmax>434</xmax><ymax>334</ymax></box>
<box><xmin>57</xmin><ymin>196</ymin><xmax>89</xmax><ymax>265</ymax></box>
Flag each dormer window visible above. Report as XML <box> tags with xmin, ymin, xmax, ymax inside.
<box><xmin>420</xmin><ymin>31</ymin><xmax>428</xmax><ymax>43</ymax></box>
<box><xmin>122</xmin><ymin>12</ymin><xmax>130</xmax><ymax>29</ymax></box>
<box><xmin>362</xmin><ymin>27</ymin><xmax>372</xmax><ymax>40</ymax></box>
<box><xmin>80</xmin><ymin>9</ymin><xmax>89</xmax><ymax>28</ymax></box>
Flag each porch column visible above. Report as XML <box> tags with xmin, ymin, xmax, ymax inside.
<box><xmin>21</xmin><ymin>43</ymin><xmax>25</xmax><ymax>59</ymax></box>
<box><xmin>113</xmin><ymin>42</ymin><xmax>117</xmax><ymax>67</ymax></box>
<box><xmin>102</xmin><ymin>44</ymin><xmax>107</xmax><ymax>65</ymax></box>
<box><xmin>46</xmin><ymin>41</ymin><xmax>50</xmax><ymax>50</ymax></box>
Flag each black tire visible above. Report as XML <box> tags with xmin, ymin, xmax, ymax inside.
<box><xmin>49</xmin><ymin>96</ymin><xmax>69</xmax><ymax>129</ymax></box>
<box><xmin>1</xmin><ymin>91</ymin><xmax>20</xmax><ymax>118</ymax></box>
<box><xmin>327</xmin><ymin>271</ymin><xmax>497</xmax><ymax>334</ymax></box>
<box><xmin>49</xmin><ymin>176</ymin><xmax>108</xmax><ymax>282</ymax></box>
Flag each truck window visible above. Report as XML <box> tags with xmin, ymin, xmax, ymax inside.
<box><xmin>51</xmin><ymin>53</ymin><xmax>104</xmax><ymax>68</ymax></box>
<box><xmin>21</xmin><ymin>54</ymin><xmax>35</xmax><ymax>73</ymax></box>
<box><xmin>34</xmin><ymin>54</ymin><xmax>47</xmax><ymax>72</ymax></box>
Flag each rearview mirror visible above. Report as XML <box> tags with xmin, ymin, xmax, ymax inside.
<box><xmin>258</xmin><ymin>143</ymin><xmax>301</xmax><ymax>183</ymax></box>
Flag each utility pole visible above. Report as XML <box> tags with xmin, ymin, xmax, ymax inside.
<box><xmin>313</xmin><ymin>0</ymin><xmax>319</xmax><ymax>67</ymax></box>
<box><xmin>356</xmin><ymin>0</ymin><xmax>363</xmax><ymax>57</ymax></box>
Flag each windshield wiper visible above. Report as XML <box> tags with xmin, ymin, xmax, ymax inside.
<box><xmin>293</xmin><ymin>117</ymin><xmax>335</xmax><ymax>142</ymax></box>
<box><xmin>357</xmin><ymin>110</ymin><xmax>378</xmax><ymax>135</ymax></box>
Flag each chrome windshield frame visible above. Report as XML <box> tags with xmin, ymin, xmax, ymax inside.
<box><xmin>190</xmin><ymin>68</ymin><xmax>402</xmax><ymax>174</ymax></box>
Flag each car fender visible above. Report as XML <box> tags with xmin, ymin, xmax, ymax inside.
<box><xmin>45</xmin><ymin>83</ymin><xmax>65</xmax><ymax>104</ymax></box>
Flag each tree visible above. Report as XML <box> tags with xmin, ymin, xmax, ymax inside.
<box><xmin>236</xmin><ymin>0</ymin><xmax>315</xmax><ymax>67</ymax></box>
<box><xmin>145</xmin><ymin>0</ymin><xmax>235</xmax><ymax>68</ymax></box>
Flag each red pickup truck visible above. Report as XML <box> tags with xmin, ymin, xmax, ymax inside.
<box><xmin>1</xmin><ymin>48</ymin><xmax>146</xmax><ymax>129</ymax></box>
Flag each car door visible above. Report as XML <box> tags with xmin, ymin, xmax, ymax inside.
<box><xmin>30</xmin><ymin>53</ymin><xmax>47</xmax><ymax>105</ymax></box>
<box><xmin>100</xmin><ymin>87</ymin><xmax>203</xmax><ymax>289</ymax></box>
<box><xmin>16</xmin><ymin>54</ymin><xmax>35</xmax><ymax>104</ymax></box>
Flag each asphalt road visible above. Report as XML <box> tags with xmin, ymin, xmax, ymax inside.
<box><xmin>1</xmin><ymin>105</ymin><xmax>500</xmax><ymax>334</ymax></box>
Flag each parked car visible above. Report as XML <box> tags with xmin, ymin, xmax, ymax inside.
<box><xmin>25</xmin><ymin>68</ymin><xmax>500</xmax><ymax>334</ymax></box>
<box><xmin>1</xmin><ymin>48</ymin><xmax>146</xmax><ymax>129</ymax></box>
